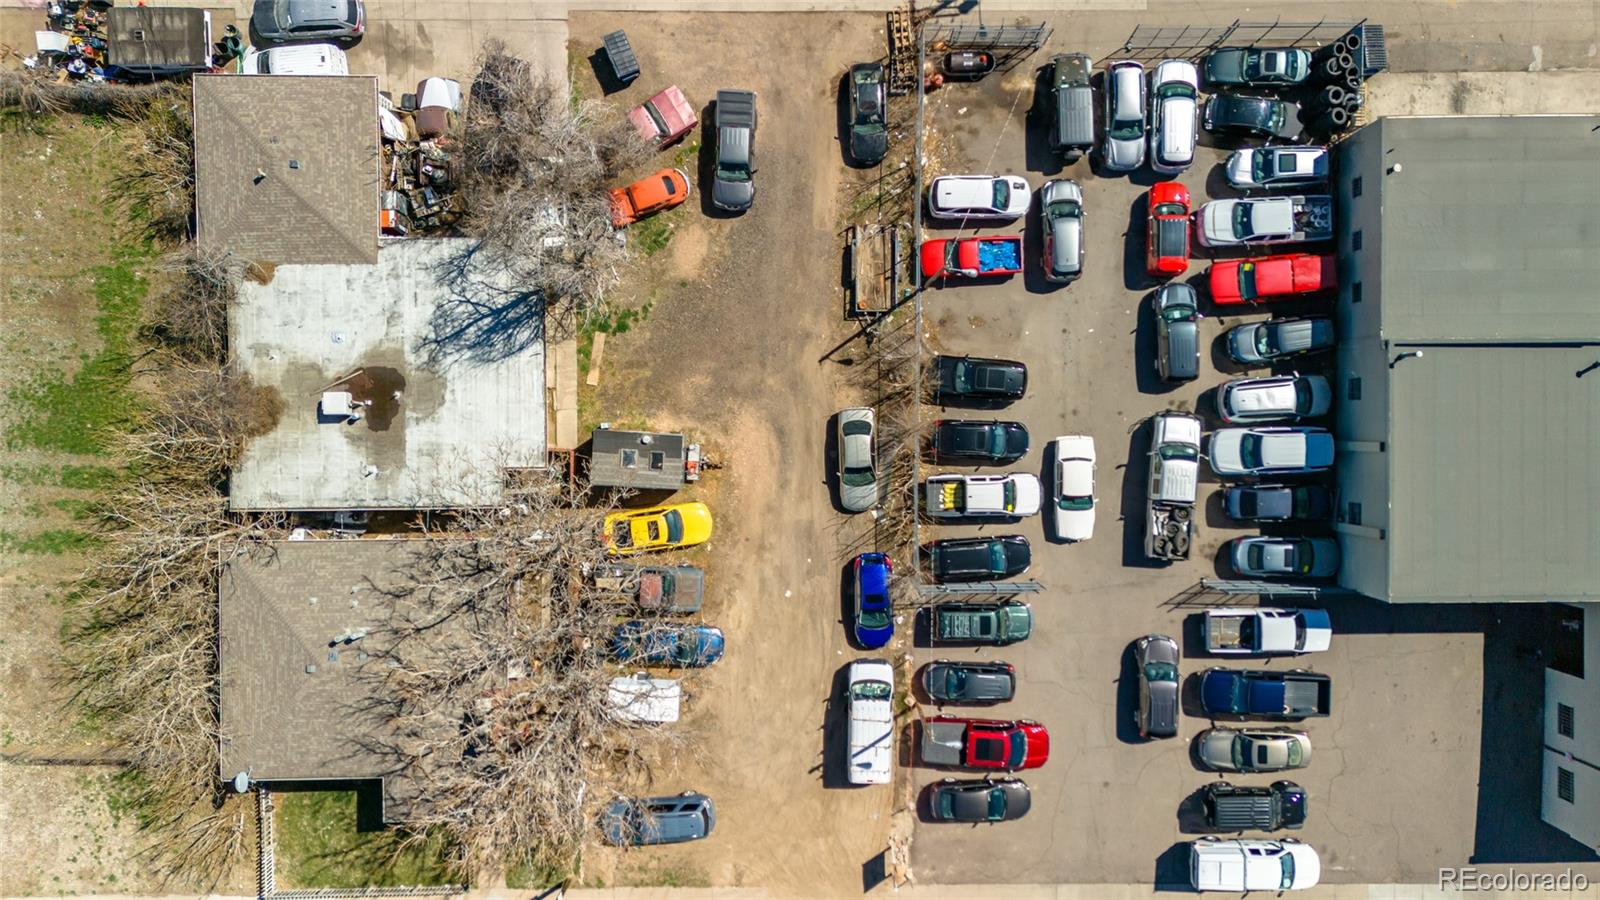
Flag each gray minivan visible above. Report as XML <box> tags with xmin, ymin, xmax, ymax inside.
<box><xmin>1154</xmin><ymin>283</ymin><xmax>1201</xmax><ymax>382</ymax></box>
<box><xmin>1202</xmin><ymin>781</ymin><xmax>1306</xmax><ymax>832</ymax></box>
<box><xmin>602</xmin><ymin>792</ymin><xmax>716</xmax><ymax>845</ymax></box>
<box><xmin>1047</xmin><ymin>53</ymin><xmax>1095</xmax><ymax>162</ymax></box>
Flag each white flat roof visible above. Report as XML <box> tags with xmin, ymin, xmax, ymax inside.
<box><xmin>230</xmin><ymin>239</ymin><xmax>545</xmax><ymax>511</ymax></box>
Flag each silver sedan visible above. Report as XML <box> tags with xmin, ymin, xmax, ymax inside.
<box><xmin>836</xmin><ymin>407</ymin><xmax>878</xmax><ymax>512</ymax></box>
<box><xmin>1198</xmin><ymin>727</ymin><xmax>1313</xmax><ymax>772</ymax></box>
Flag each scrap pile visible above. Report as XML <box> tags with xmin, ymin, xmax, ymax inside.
<box><xmin>26</xmin><ymin>0</ymin><xmax>112</xmax><ymax>80</ymax></box>
<box><xmin>378</xmin><ymin>77</ymin><xmax>467</xmax><ymax>236</ymax></box>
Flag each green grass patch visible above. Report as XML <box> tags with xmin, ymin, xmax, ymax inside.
<box><xmin>0</xmin><ymin>529</ymin><xmax>99</xmax><ymax>555</ymax></box>
<box><xmin>671</xmin><ymin>139</ymin><xmax>701</xmax><ymax>171</ymax></box>
<box><xmin>629</xmin><ymin>215</ymin><xmax>675</xmax><ymax>257</ymax></box>
<box><xmin>0</xmin><ymin>463</ymin><xmax>123</xmax><ymax>490</ymax></box>
<box><xmin>6</xmin><ymin>248</ymin><xmax>151</xmax><ymax>454</ymax></box>
<box><xmin>576</xmin><ymin>300</ymin><xmax>653</xmax><ymax>377</ymax></box>
<box><xmin>275</xmin><ymin>790</ymin><xmax>454</xmax><ymax>889</ymax></box>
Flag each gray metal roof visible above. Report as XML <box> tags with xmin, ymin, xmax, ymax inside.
<box><xmin>1375</xmin><ymin>115</ymin><xmax>1600</xmax><ymax>344</ymax></box>
<box><xmin>589</xmin><ymin>429</ymin><xmax>685</xmax><ymax>490</ymax></box>
<box><xmin>1386</xmin><ymin>345</ymin><xmax>1600</xmax><ymax>602</ymax></box>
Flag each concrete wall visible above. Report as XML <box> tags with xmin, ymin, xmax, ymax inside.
<box><xmin>1332</xmin><ymin>120</ymin><xmax>1393</xmax><ymax>601</ymax></box>
<box><xmin>1545</xmin><ymin>604</ymin><xmax>1600</xmax><ymax>851</ymax></box>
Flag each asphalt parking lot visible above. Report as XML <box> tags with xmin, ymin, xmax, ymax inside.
<box><xmin>905</xmin><ymin>57</ymin><xmax>1494</xmax><ymax>886</ymax></box>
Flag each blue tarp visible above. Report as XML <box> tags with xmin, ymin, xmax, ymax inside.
<box><xmin>978</xmin><ymin>240</ymin><xmax>1020</xmax><ymax>272</ymax></box>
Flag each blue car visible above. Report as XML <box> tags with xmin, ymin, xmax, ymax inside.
<box><xmin>611</xmin><ymin>621</ymin><xmax>725</xmax><ymax>667</ymax></box>
<box><xmin>853</xmin><ymin>552</ymin><xmax>894</xmax><ymax>649</ymax></box>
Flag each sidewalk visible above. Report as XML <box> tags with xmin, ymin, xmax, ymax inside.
<box><xmin>1366</xmin><ymin>70</ymin><xmax>1600</xmax><ymax>118</ymax></box>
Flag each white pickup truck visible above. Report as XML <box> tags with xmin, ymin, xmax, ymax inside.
<box><xmin>1145</xmin><ymin>412</ymin><xmax>1202</xmax><ymax>561</ymax></box>
<box><xmin>1190</xmin><ymin>838</ymin><xmax>1320</xmax><ymax>892</ymax></box>
<box><xmin>1197</xmin><ymin>196</ymin><xmax>1333</xmax><ymax>247</ymax></box>
<box><xmin>846</xmin><ymin>659</ymin><xmax>894</xmax><ymax>786</ymax></box>
<box><xmin>925</xmin><ymin>473</ymin><xmax>1041</xmax><ymax>518</ymax></box>
<box><xmin>1204</xmin><ymin>607</ymin><xmax>1333</xmax><ymax>655</ymax></box>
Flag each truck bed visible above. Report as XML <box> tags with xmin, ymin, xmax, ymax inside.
<box><xmin>1281</xmin><ymin>675</ymin><xmax>1331</xmax><ymax>717</ymax></box>
<box><xmin>715</xmin><ymin>89</ymin><xmax>757</xmax><ymax>128</ymax></box>
<box><xmin>1207</xmin><ymin>613</ymin><xmax>1249</xmax><ymax>651</ymax></box>
<box><xmin>920</xmin><ymin>720</ymin><xmax>966</xmax><ymax>766</ymax></box>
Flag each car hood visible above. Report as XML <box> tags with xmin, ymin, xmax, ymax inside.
<box><xmin>1200</xmin><ymin>200</ymin><xmax>1238</xmax><ymax>243</ymax></box>
<box><xmin>1010</xmin><ymin>475</ymin><xmax>1043</xmax><ymax>517</ymax></box>
<box><xmin>1105</xmin><ymin>135</ymin><xmax>1144</xmax><ymax>171</ymax></box>
<box><xmin>1228</xmin><ymin>324</ymin><xmax>1265</xmax><ymax>363</ymax></box>
<box><xmin>712</xmin><ymin>177</ymin><xmax>755</xmax><ymax>211</ymax></box>
<box><xmin>1224</xmin><ymin>151</ymin><xmax>1257</xmax><ymax>186</ymax></box>
<box><xmin>1205</xmin><ymin>49</ymin><xmax>1246</xmax><ymax>82</ymax></box>
<box><xmin>1200</xmin><ymin>729</ymin><xmax>1240</xmax><ymax>769</ymax></box>
<box><xmin>1209</xmin><ymin>429</ymin><xmax>1246</xmax><ymax>474</ymax></box>
<box><xmin>851</xmin><ymin>127</ymin><xmax>888</xmax><ymax>161</ymax></box>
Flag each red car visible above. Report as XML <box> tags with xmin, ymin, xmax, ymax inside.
<box><xmin>628</xmin><ymin>85</ymin><xmax>698</xmax><ymax>147</ymax></box>
<box><xmin>1208</xmin><ymin>253</ymin><xmax>1337</xmax><ymax>305</ymax></box>
<box><xmin>921</xmin><ymin>715</ymin><xmax>1049</xmax><ymax>771</ymax></box>
<box><xmin>1145</xmin><ymin>182</ymin><xmax>1191</xmax><ymax>277</ymax></box>
<box><xmin>918</xmin><ymin>236</ymin><xmax>1024</xmax><ymax>281</ymax></box>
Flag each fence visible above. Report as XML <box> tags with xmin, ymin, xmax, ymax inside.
<box><xmin>1114</xmin><ymin>19</ymin><xmax>1364</xmax><ymax>63</ymax></box>
<box><xmin>922</xmin><ymin>21</ymin><xmax>1052</xmax><ymax>75</ymax></box>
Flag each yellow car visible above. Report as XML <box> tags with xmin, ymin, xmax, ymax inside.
<box><xmin>603</xmin><ymin>502</ymin><xmax>713</xmax><ymax>555</ymax></box>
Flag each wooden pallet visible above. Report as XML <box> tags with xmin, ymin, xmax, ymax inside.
<box><xmin>887</xmin><ymin>6</ymin><xmax>915</xmax><ymax>95</ymax></box>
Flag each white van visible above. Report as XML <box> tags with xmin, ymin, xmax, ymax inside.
<box><xmin>1190</xmin><ymin>838</ymin><xmax>1320</xmax><ymax>892</ymax></box>
<box><xmin>846</xmin><ymin>658</ymin><xmax>894</xmax><ymax>785</ymax></box>
<box><xmin>609</xmin><ymin>673</ymin><xmax>681</xmax><ymax>724</ymax></box>
<box><xmin>240</xmin><ymin>42</ymin><xmax>350</xmax><ymax>76</ymax></box>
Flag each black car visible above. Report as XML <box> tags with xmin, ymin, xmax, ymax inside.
<box><xmin>930</xmin><ymin>420</ymin><xmax>1030</xmax><ymax>465</ymax></box>
<box><xmin>1223</xmin><ymin>484</ymin><xmax>1334</xmax><ymax>522</ymax></box>
<box><xmin>934</xmin><ymin>355</ymin><xmax>1027</xmax><ymax>407</ymax></box>
<box><xmin>925</xmin><ymin>535</ymin><xmax>1031</xmax><ymax>583</ymax></box>
<box><xmin>847</xmin><ymin>63</ymin><xmax>888</xmax><ymax>166</ymax></box>
<box><xmin>1202</xmin><ymin>780</ymin><xmax>1307</xmax><ymax>832</ymax></box>
<box><xmin>923</xmin><ymin>660</ymin><xmax>1017</xmax><ymax>705</ymax></box>
<box><xmin>1203</xmin><ymin>94</ymin><xmax>1303</xmax><ymax>141</ymax></box>
<box><xmin>929</xmin><ymin>777</ymin><xmax>1031</xmax><ymax>822</ymax></box>
<box><xmin>251</xmin><ymin>0</ymin><xmax>366</xmax><ymax>45</ymax></box>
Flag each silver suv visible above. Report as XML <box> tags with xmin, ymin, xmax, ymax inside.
<box><xmin>1102</xmin><ymin>61</ymin><xmax>1147</xmax><ymax>172</ymax></box>
<box><xmin>1040</xmin><ymin>179</ymin><xmax>1084</xmax><ymax>283</ymax></box>
<box><xmin>1216</xmin><ymin>375</ymin><xmax>1332</xmax><ymax>423</ymax></box>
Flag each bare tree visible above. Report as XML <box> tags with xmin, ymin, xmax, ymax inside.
<box><xmin>142</xmin><ymin>247</ymin><xmax>247</xmax><ymax>363</ymax></box>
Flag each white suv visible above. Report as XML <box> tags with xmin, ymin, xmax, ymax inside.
<box><xmin>1149</xmin><ymin>59</ymin><xmax>1199</xmax><ymax>175</ymax></box>
<box><xmin>846</xmin><ymin>659</ymin><xmax>894</xmax><ymax>785</ymax></box>
<box><xmin>1215</xmin><ymin>375</ymin><xmax>1331</xmax><ymax>424</ymax></box>
<box><xmin>928</xmin><ymin>175</ymin><xmax>1031</xmax><ymax>221</ymax></box>
<box><xmin>240</xmin><ymin>42</ymin><xmax>350</xmax><ymax>76</ymax></box>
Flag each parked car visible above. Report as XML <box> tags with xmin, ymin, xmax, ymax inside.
<box><xmin>1046</xmin><ymin>52</ymin><xmax>1095</xmax><ymax>161</ymax></box>
<box><xmin>1146</xmin><ymin>181</ymin><xmax>1191</xmax><ymax>277</ymax></box>
<box><xmin>1203</xmin><ymin>94</ymin><xmax>1303</xmax><ymax>141</ymax></box>
<box><xmin>920</xmin><ymin>716</ymin><xmax>1049</xmax><ymax>770</ymax></box>
<box><xmin>923</xmin><ymin>660</ymin><xmax>1017</xmax><ymax>705</ymax></box>
<box><xmin>1149</xmin><ymin>59</ymin><xmax>1199</xmax><ymax>174</ymax></box>
<box><xmin>251</xmin><ymin>0</ymin><xmax>365</xmax><ymax>44</ymax></box>
<box><xmin>711</xmin><ymin>89</ymin><xmax>758</xmax><ymax>212</ymax></box>
<box><xmin>1208</xmin><ymin>427</ymin><xmax>1334</xmax><ymax>477</ymax></box>
<box><xmin>1198</xmin><ymin>727</ymin><xmax>1313</xmax><ymax>773</ymax></box>
<box><xmin>1190</xmin><ymin>838</ymin><xmax>1320</xmax><ymax>891</ymax></box>
<box><xmin>609</xmin><ymin>168</ymin><xmax>692</xmax><ymax>227</ymax></box>
<box><xmin>930</xmin><ymin>601</ymin><xmax>1033</xmax><ymax>645</ymax></box>
<box><xmin>1202</xmin><ymin>781</ymin><xmax>1308</xmax><ymax>832</ymax></box>
<box><xmin>1215</xmin><ymin>374</ymin><xmax>1332</xmax><ymax>424</ymax></box>
<box><xmin>836</xmin><ymin>407</ymin><xmax>878</xmax><ymax>512</ymax></box>
<box><xmin>934</xmin><ymin>355</ymin><xmax>1027</xmax><ymax>406</ymax></box>
<box><xmin>1153</xmin><ymin>283</ymin><xmax>1202</xmax><ymax>383</ymax></box>
<box><xmin>1040</xmin><ymin>179</ymin><xmax>1085</xmax><ymax>283</ymax></box>
<box><xmin>593</xmin><ymin>563</ymin><xmax>705</xmax><ymax>613</ymax></box>
<box><xmin>1135</xmin><ymin>634</ymin><xmax>1180</xmax><ymax>739</ymax></box>
<box><xmin>942</xmin><ymin>50</ymin><xmax>995</xmax><ymax>79</ymax></box>
<box><xmin>1229</xmin><ymin>536</ymin><xmax>1341</xmax><ymax>578</ymax></box>
<box><xmin>1205</xmin><ymin>607</ymin><xmax>1332</xmax><ymax>655</ymax></box>
<box><xmin>847</xmin><ymin>62</ymin><xmax>889</xmax><ymax>166</ymax></box>
<box><xmin>1223</xmin><ymin>484</ymin><xmax>1334</xmax><ymax>522</ymax></box>
<box><xmin>925</xmin><ymin>535</ymin><xmax>1031</xmax><ymax>583</ymax></box>
<box><xmin>852</xmin><ymin>552</ymin><xmax>893</xmax><ymax>650</ymax></box>
<box><xmin>601</xmin><ymin>792</ymin><xmax>715</xmax><ymax>846</ymax></box>
<box><xmin>930</xmin><ymin>420</ymin><xmax>1030</xmax><ymax>465</ymax></box>
<box><xmin>1225</xmin><ymin>317</ymin><xmax>1335</xmax><ymax>365</ymax></box>
<box><xmin>1224</xmin><ymin>146</ymin><xmax>1329</xmax><ymax>189</ymax></box>
<box><xmin>1200</xmin><ymin>668</ymin><xmax>1332</xmax><ymax>719</ymax></box>
<box><xmin>1102</xmin><ymin>60</ymin><xmax>1147</xmax><ymax>172</ymax></box>
<box><xmin>240</xmin><ymin>42</ymin><xmax>349</xmax><ymax>75</ymax></box>
<box><xmin>1209</xmin><ymin>254</ymin><xmax>1335</xmax><ymax>305</ymax></box>
<box><xmin>629</xmin><ymin>85</ymin><xmax>697</xmax><ymax>147</ymax></box>
<box><xmin>920</xmin><ymin>235</ymin><xmax>1024</xmax><ymax>281</ymax></box>
<box><xmin>929</xmin><ymin>777</ymin><xmax>1031</xmax><ymax>822</ymax></box>
<box><xmin>1197</xmin><ymin>196</ymin><xmax>1333</xmax><ymax>247</ymax></box>
<box><xmin>846</xmin><ymin>658</ymin><xmax>894</xmax><ymax>785</ymax></box>
<box><xmin>925</xmin><ymin>473</ymin><xmax>1042</xmax><ymax>518</ymax></box>
<box><xmin>611</xmin><ymin>621</ymin><xmax>725</xmax><ymax>667</ymax></box>
<box><xmin>1204</xmin><ymin>47</ymin><xmax>1312</xmax><ymax>87</ymax></box>
<box><xmin>603</xmin><ymin>502</ymin><xmax>713</xmax><ymax>555</ymax></box>
<box><xmin>1050</xmin><ymin>435</ymin><xmax>1096</xmax><ymax>541</ymax></box>
<box><xmin>928</xmin><ymin>175</ymin><xmax>1031</xmax><ymax>221</ymax></box>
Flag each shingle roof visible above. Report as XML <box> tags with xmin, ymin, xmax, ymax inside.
<box><xmin>192</xmin><ymin>75</ymin><xmax>380</xmax><ymax>265</ymax></box>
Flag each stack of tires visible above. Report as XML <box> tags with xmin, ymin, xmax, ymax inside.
<box><xmin>1304</xmin><ymin>32</ymin><xmax>1365</xmax><ymax>136</ymax></box>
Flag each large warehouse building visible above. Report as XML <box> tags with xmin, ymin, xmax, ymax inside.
<box><xmin>1331</xmin><ymin>115</ymin><xmax>1600</xmax><ymax>850</ymax></box>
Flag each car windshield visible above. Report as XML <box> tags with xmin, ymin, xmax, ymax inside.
<box><xmin>1006</xmin><ymin>730</ymin><xmax>1029</xmax><ymax>767</ymax></box>
<box><xmin>987</xmin><ymin>788</ymin><xmax>1007</xmax><ymax>821</ymax></box>
<box><xmin>937</xmin><ymin>792</ymin><xmax>955</xmax><ymax>818</ymax></box>
<box><xmin>1048</xmin><ymin>200</ymin><xmax>1081</xmax><ymax>218</ymax></box>
<box><xmin>1232</xmin><ymin>203</ymin><xmax>1253</xmax><ymax>239</ymax></box>
<box><xmin>842</xmin><ymin>466</ymin><xmax>875</xmax><ymax>487</ymax></box>
<box><xmin>1157</xmin><ymin>81</ymin><xmax>1196</xmax><ymax>100</ymax></box>
<box><xmin>1247</xmin><ymin>544</ymin><xmax>1266</xmax><ymax>571</ymax></box>
<box><xmin>1058</xmin><ymin>477</ymin><xmax>1093</xmax><ymax>511</ymax></box>
<box><xmin>1154</xmin><ymin>201</ymin><xmax>1185</xmax><ymax>216</ymax></box>
<box><xmin>613</xmin><ymin>521</ymin><xmax>635</xmax><ymax>547</ymax></box>
<box><xmin>1231</xmin><ymin>737</ymin><xmax>1247</xmax><ymax>768</ymax></box>
<box><xmin>717</xmin><ymin>160</ymin><xmax>750</xmax><ymax>182</ymax></box>
<box><xmin>991</xmin><ymin>180</ymin><xmax>1010</xmax><ymax>210</ymax></box>
<box><xmin>1281</xmin><ymin>853</ymin><xmax>1296</xmax><ymax>890</ymax></box>
<box><xmin>1160</xmin><ymin>300</ymin><xmax>1194</xmax><ymax>323</ymax></box>
<box><xmin>1144</xmin><ymin>661</ymin><xmax>1177</xmax><ymax>683</ymax></box>
<box><xmin>945</xmin><ymin>668</ymin><xmax>968</xmax><ymax>695</ymax></box>
<box><xmin>644</xmin><ymin>102</ymin><xmax>669</xmax><ymax>135</ymax></box>
<box><xmin>1111</xmin><ymin>116</ymin><xmax>1143</xmax><ymax>140</ymax></box>
<box><xmin>663</xmin><ymin>510</ymin><xmax>684</xmax><ymax>544</ymax></box>
<box><xmin>1255</xmin><ymin>326</ymin><xmax>1278</xmax><ymax>356</ymax></box>
<box><xmin>1294</xmin><ymin>379</ymin><xmax>1316</xmax><ymax>413</ymax></box>
<box><xmin>851</xmin><ymin>679</ymin><xmax>892</xmax><ymax>701</ymax></box>
<box><xmin>1238</xmin><ymin>434</ymin><xmax>1264</xmax><ymax>469</ymax></box>
<box><xmin>858</xmin><ymin>607</ymin><xmax>890</xmax><ymax>629</ymax></box>
<box><xmin>1158</xmin><ymin>441</ymin><xmax>1198</xmax><ymax>461</ymax></box>
<box><xmin>1237</xmin><ymin>262</ymin><xmax>1259</xmax><ymax>300</ymax></box>
<box><xmin>1286</xmin><ymin>738</ymin><xmax>1304</xmax><ymax>766</ymax></box>
<box><xmin>1294</xmin><ymin>542</ymin><xmax>1315</xmax><ymax>574</ymax></box>
<box><xmin>988</xmin><ymin>428</ymin><xmax>1008</xmax><ymax>458</ymax></box>
<box><xmin>952</xmin><ymin>360</ymin><xmax>973</xmax><ymax>392</ymax></box>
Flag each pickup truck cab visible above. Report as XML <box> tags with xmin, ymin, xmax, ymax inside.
<box><xmin>1204</xmin><ymin>607</ymin><xmax>1332</xmax><ymax>655</ymax></box>
<box><xmin>931</xmin><ymin>601</ymin><xmax>1032</xmax><ymax>645</ymax></box>
<box><xmin>1190</xmin><ymin>838</ymin><xmax>1320</xmax><ymax>891</ymax></box>
<box><xmin>920</xmin><ymin>716</ymin><xmax>1049</xmax><ymax>770</ymax></box>
<box><xmin>593</xmin><ymin>563</ymin><xmax>704</xmax><ymax>613</ymax></box>
<box><xmin>925</xmin><ymin>473</ymin><xmax>1041</xmax><ymax>518</ymax></box>
<box><xmin>1200</xmin><ymin>668</ymin><xmax>1331</xmax><ymax>720</ymax></box>
<box><xmin>629</xmin><ymin>85</ymin><xmax>697</xmax><ymax>147</ymax></box>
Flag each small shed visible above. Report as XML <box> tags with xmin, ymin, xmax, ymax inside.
<box><xmin>108</xmin><ymin>7</ymin><xmax>212</xmax><ymax>74</ymax></box>
<box><xmin>589</xmin><ymin>428</ymin><xmax>685</xmax><ymax>490</ymax></box>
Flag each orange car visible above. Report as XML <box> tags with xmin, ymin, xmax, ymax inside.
<box><xmin>609</xmin><ymin>168</ymin><xmax>692</xmax><ymax>227</ymax></box>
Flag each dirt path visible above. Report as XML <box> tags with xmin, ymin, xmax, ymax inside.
<box><xmin>568</xmin><ymin>13</ymin><xmax>893</xmax><ymax>896</ymax></box>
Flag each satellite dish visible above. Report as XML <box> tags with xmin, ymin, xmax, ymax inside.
<box><xmin>232</xmin><ymin>771</ymin><xmax>250</xmax><ymax>793</ymax></box>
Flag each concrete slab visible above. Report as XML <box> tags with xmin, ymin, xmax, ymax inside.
<box><xmin>230</xmin><ymin>239</ymin><xmax>546</xmax><ymax>511</ymax></box>
<box><xmin>1366</xmin><ymin>71</ymin><xmax>1600</xmax><ymax>118</ymax></box>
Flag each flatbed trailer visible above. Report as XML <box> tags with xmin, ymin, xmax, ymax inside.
<box><xmin>847</xmin><ymin>223</ymin><xmax>903</xmax><ymax>318</ymax></box>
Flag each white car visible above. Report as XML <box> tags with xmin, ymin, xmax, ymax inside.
<box><xmin>1148</xmin><ymin>59</ymin><xmax>1198</xmax><ymax>175</ymax></box>
<box><xmin>1190</xmin><ymin>838</ymin><xmax>1320</xmax><ymax>892</ymax></box>
<box><xmin>1051</xmin><ymin>435</ymin><xmax>1096</xmax><ymax>541</ymax></box>
<box><xmin>1208</xmin><ymin>427</ymin><xmax>1335</xmax><ymax>477</ymax></box>
<box><xmin>846</xmin><ymin>659</ymin><xmax>894</xmax><ymax>785</ymax></box>
<box><xmin>1215</xmin><ymin>375</ymin><xmax>1332</xmax><ymax>424</ymax></box>
<box><xmin>239</xmin><ymin>42</ymin><xmax>350</xmax><ymax>76</ymax></box>
<box><xmin>1224</xmin><ymin>146</ymin><xmax>1330</xmax><ymax>189</ymax></box>
<box><xmin>1101</xmin><ymin>60</ymin><xmax>1146</xmax><ymax>172</ymax></box>
<box><xmin>927</xmin><ymin>175</ymin><xmax>1031</xmax><ymax>221</ymax></box>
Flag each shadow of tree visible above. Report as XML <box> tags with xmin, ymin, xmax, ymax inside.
<box><xmin>420</xmin><ymin>245</ymin><xmax>550</xmax><ymax>366</ymax></box>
